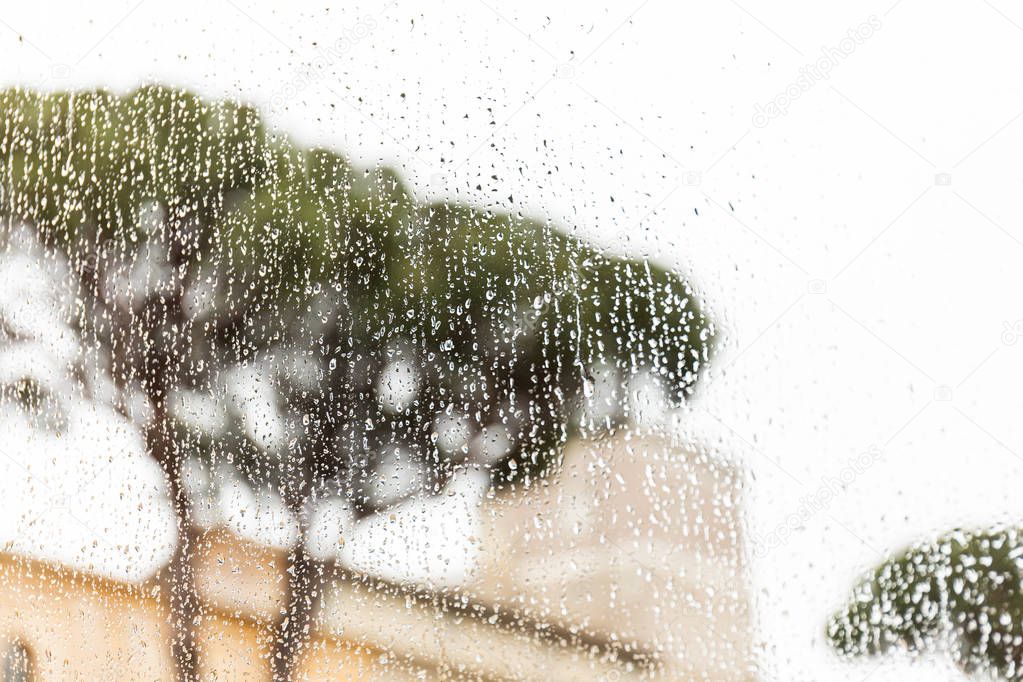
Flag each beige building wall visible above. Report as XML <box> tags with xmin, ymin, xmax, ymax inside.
<box><xmin>469</xmin><ymin>434</ymin><xmax>754</xmax><ymax>681</ymax></box>
<box><xmin>0</xmin><ymin>434</ymin><xmax>753</xmax><ymax>681</ymax></box>
<box><xmin>0</xmin><ymin>550</ymin><xmax>395</xmax><ymax>681</ymax></box>
<box><xmin>0</xmin><ymin>553</ymin><xmax>171</xmax><ymax>679</ymax></box>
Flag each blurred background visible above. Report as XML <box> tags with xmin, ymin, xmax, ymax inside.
<box><xmin>1</xmin><ymin>1</ymin><xmax>1023</xmax><ymax>680</ymax></box>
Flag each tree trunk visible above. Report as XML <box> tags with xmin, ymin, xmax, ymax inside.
<box><xmin>272</xmin><ymin>320</ymin><xmax>345</xmax><ymax>680</ymax></box>
<box><xmin>149</xmin><ymin>397</ymin><xmax>201</xmax><ymax>682</ymax></box>
<box><xmin>271</xmin><ymin>527</ymin><xmax>318</xmax><ymax>682</ymax></box>
<box><xmin>272</xmin><ymin>418</ymin><xmax>322</xmax><ymax>680</ymax></box>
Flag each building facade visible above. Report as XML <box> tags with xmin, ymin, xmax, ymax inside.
<box><xmin>0</xmin><ymin>434</ymin><xmax>753</xmax><ymax>680</ymax></box>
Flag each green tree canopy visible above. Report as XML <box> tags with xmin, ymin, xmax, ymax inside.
<box><xmin>0</xmin><ymin>84</ymin><xmax>713</xmax><ymax>505</ymax></box>
<box><xmin>828</xmin><ymin>527</ymin><xmax>1023</xmax><ymax>679</ymax></box>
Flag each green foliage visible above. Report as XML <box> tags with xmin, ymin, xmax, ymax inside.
<box><xmin>828</xmin><ymin>527</ymin><xmax>1023</xmax><ymax>679</ymax></box>
<box><xmin>0</xmin><ymin>84</ymin><xmax>713</xmax><ymax>510</ymax></box>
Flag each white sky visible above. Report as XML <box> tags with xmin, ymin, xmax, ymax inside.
<box><xmin>3</xmin><ymin>1</ymin><xmax>1023</xmax><ymax>679</ymax></box>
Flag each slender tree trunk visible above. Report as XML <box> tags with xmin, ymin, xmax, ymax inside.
<box><xmin>272</xmin><ymin>317</ymin><xmax>345</xmax><ymax>680</ymax></box>
<box><xmin>272</xmin><ymin>452</ymin><xmax>319</xmax><ymax>682</ymax></box>
<box><xmin>149</xmin><ymin>387</ymin><xmax>201</xmax><ymax>682</ymax></box>
<box><xmin>271</xmin><ymin>521</ymin><xmax>318</xmax><ymax>682</ymax></box>
<box><xmin>272</xmin><ymin>407</ymin><xmax>326</xmax><ymax>679</ymax></box>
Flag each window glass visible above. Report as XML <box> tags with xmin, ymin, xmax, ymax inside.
<box><xmin>0</xmin><ymin>3</ymin><xmax>1018</xmax><ymax>681</ymax></box>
